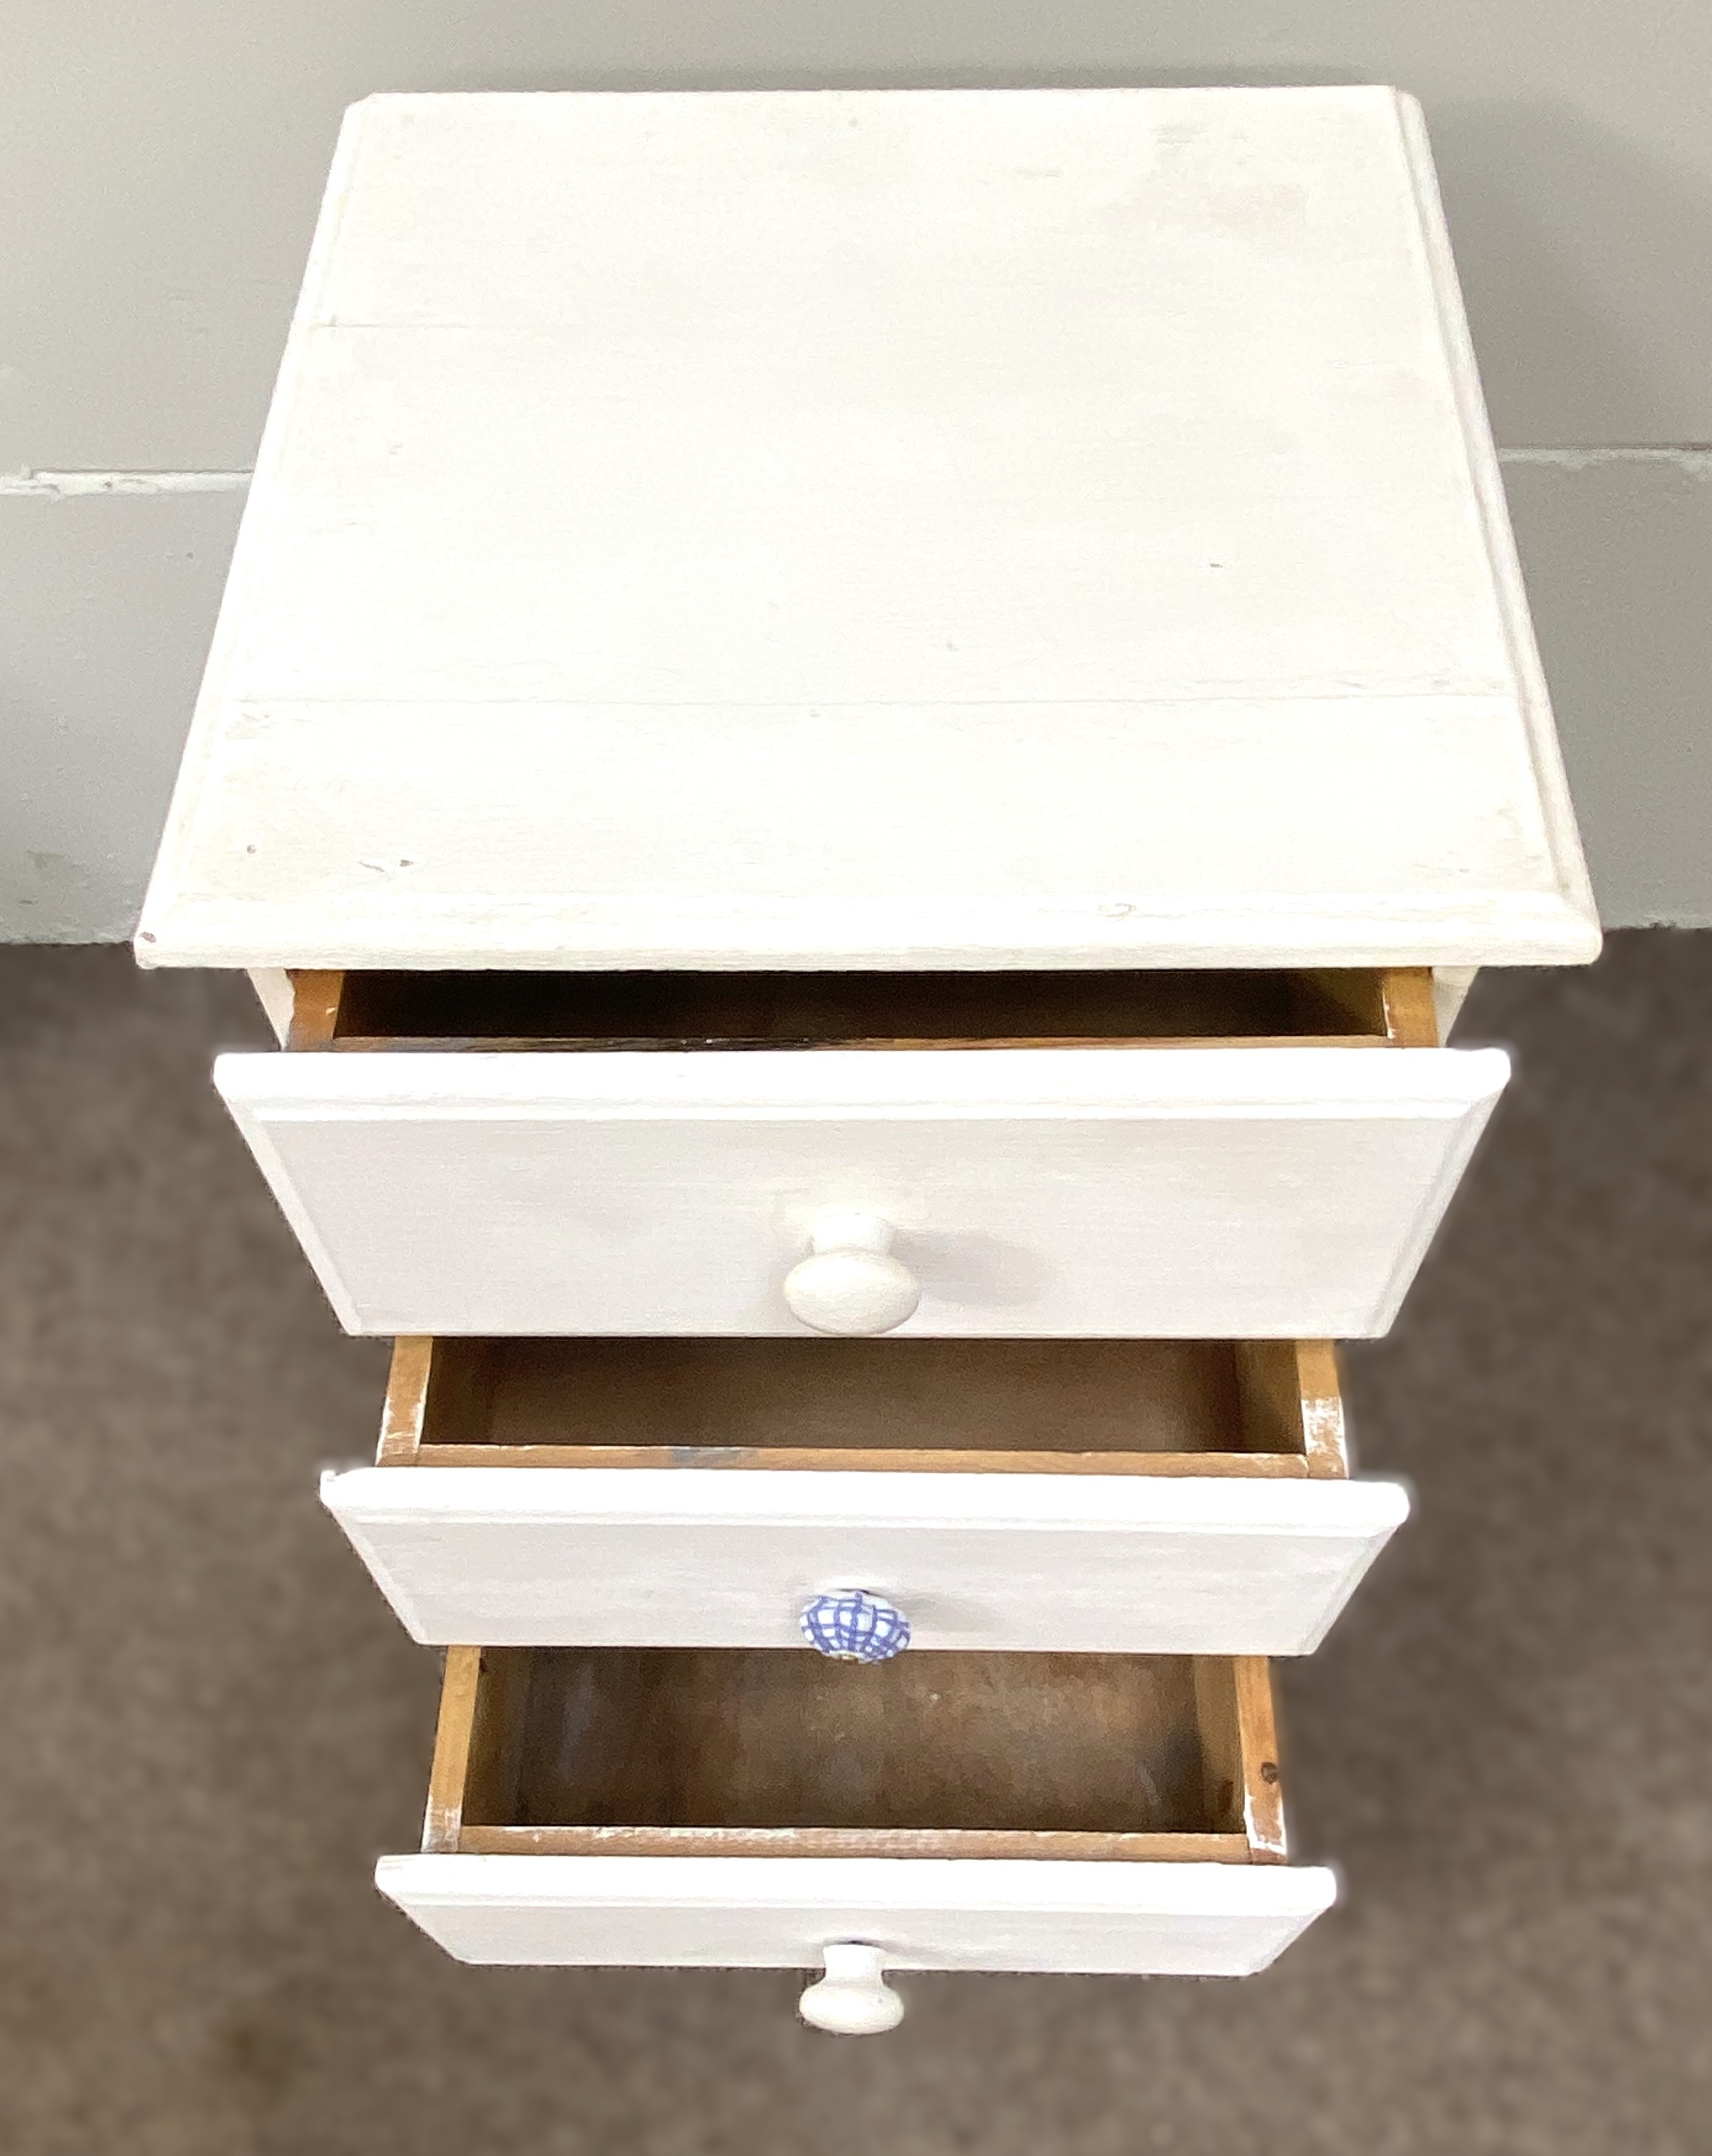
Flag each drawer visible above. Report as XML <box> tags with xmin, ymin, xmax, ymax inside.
<box><xmin>219</xmin><ymin>965</ymin><xmax>1505</xmax><ymax>1338</ymax></box>
<box><xmin>322</xmin><ymin>1335</ymin><xmax>1407</xmax><ymax>1653</ymax></box>
<box><xmin>376</xmin><ymin>1645</ymin><xmax>1335</xmax><ymax>2001</ymax></box>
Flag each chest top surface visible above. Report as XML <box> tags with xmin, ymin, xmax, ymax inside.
<box><xmin>138</xmin><ymin>86</ymin><xmax>1597</xmax><ymax>973</ymax></box>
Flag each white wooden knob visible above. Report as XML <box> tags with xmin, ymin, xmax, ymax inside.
<box><xmin>799</xmin><ymin>1944</ymin><xmax>905</xmax><ymax>2035</ymax></box>
<box><xmin>783</xmin><ymin>1209</ymin><xmax>920</xmax><ymax>1336</ymax></box>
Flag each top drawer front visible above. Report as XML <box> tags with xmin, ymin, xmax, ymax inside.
<box><xmin>216</xmin><ymin>1044</ymin><xmax>1505</xmax><ymax>1337</ymax></box>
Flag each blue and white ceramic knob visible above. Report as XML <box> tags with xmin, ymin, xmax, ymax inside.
<box><xmin>799</xmin><ymin>1589</ymin><xmax>911</xmax><ymax>1663</ymax></box>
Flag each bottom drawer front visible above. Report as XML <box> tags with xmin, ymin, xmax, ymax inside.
<box><xmin>381</xmin><ymin>1645</ymin><xmax>1332</xmax><ymax>1979</ymax></box>
<box><xmin>375</xmin><ymin>1852</ymin><xmax>1336</xmax><ymax>1976</ymax></box>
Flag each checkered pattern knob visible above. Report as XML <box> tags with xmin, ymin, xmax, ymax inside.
<box><xmin>799</xmin><ymin>1589</ymin><xmax>911</xmax><ymax>1662</ymax></box>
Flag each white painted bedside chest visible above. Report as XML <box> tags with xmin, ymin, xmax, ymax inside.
<box><xmin>137</xmin><ymin>85</ymin><xmax>1597</xmax><ymax>2033</ymax></box>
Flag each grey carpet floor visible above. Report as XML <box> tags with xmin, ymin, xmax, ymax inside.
<box><xmin>1</xmin><ymin>935</ymin><xmax>1708</xmax><ymax>2155</ymax></box>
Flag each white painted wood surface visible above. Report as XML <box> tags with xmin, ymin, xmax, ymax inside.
<box><xmin>321</xmin><ymin>1464</ymin><xmax>1408</xmax><ymax>1653</ymax></box>
<box><xmin>375</xmin><ymin>1852</ymin><xmax>1337</xmax><ymax>1975</ymax></box>
<box><xmin>245</xmin><ymin>967</ymin><xmax>294</xmax><ymax>1043</ymax></box>
<box><xmin>136</xmin><ymin>87</ymin><xmax>1597</xmax><ymax>973</ymax></box>
<box><xmin>215</xmin><ymin>1044</ymin><xmax>1507</xmax><ymax>1337</ymax></box>
<box><xmin>1431</xmin><ymin>965</ymin><xmax>1480</xmax><ymax>1040</ymax></box>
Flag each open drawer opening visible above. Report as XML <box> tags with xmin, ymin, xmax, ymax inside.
<box><xmin>381</xmin><ymin>1336</ymin><xmax>1349</xmax><ymax>1478</ymax></box>
<box><xmin>290</xmin><ymin>965</ymin><xmax>1437</xmax><ymax>1051</ymax></box>
<box><xmin>426</xmin><ymin>1645</ymin><xmax>1288</xmax><ymax>1863</ymax></box>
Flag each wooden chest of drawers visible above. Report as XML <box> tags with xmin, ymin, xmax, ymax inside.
<box><xmin>137</xmin><ymin>85</ymin><xmax>1597</xmax><ymax>2032</ymax></box>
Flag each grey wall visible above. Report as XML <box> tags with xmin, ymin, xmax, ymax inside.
<box><xmin>4</xmin><ymin>4</ymin><xmax>1710</xmax><ymax>937</ymax></box>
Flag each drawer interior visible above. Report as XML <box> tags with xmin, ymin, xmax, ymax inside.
<box><xmin>425</xmin><ymin>1645</ymin><xmax>1287</xmax><ymax>1863</ymax></box>
<box><xmin>380</xmin><ymin>1336</ymin><xmax>1348</xmax><ymax>1478</ymax></box>
<box><xmin>291</xmin><ymin>964</ymin><xmax>1436</xmax><ymax>1051</ymax></box>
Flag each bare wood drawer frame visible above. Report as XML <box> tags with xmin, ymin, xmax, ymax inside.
<box><xmin>421</xmin><ymin>1644</ymin><xmax>1290</xmax><ymax>1866</ymax></box>
<box><xmin>376</xmin><ymin>1333</ymin><xmax>1350</xmax><ymax>1480</ymax></box>
<box><xmin>284</xmin><ymin>964</ymin><xmax>1439</xmax><ymax>1055</ymax></box>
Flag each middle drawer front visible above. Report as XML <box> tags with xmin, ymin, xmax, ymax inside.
<box><xmin>322</xmin><ymin>1337</ymin><xmax>1408</xmax><ymax>1655</ymax></box>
